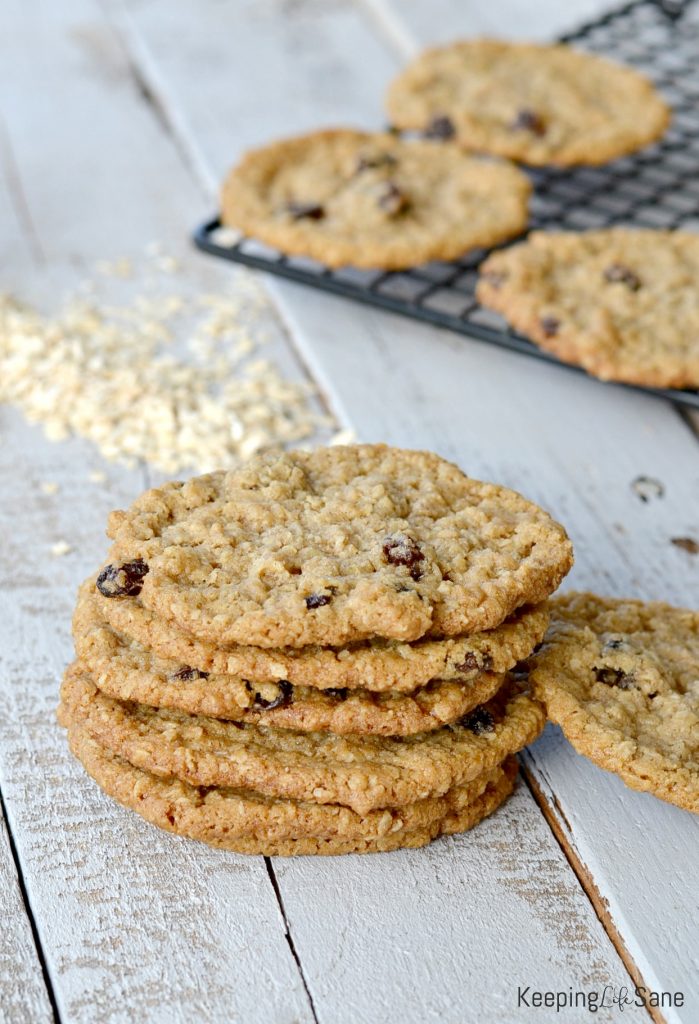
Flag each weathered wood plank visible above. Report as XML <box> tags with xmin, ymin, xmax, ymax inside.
<box><xmin>272</xmin><ymin>778</ymin><xmax>651</xmax><ymax>1024</ymax></box>
<box><xmin>0</xmin><ymin>2</ymin><xmax>316</xmax><ymax>1020</ymax></box>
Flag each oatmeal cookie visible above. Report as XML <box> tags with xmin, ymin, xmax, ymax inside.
<box><xmin>530</xmin><ymin>592</ymin><xmax>699</xmax><ymax>813</ymax></box>
<box><xmin>477</xmin><ymin>229</ymin><xmax>699</xmax><ymax>389</ymax></box>
<box><xmin>93</xmin><ymin>581</ymin><xmax>549</xmax><ymax>692</ymax></box>
<box><xmin>102</xmin><ymin>445</ymin><xmax>572</xmax><ymax>648</ymax></box>
<box><xmin>386</xmin><ymin>40</ymin><xmax>669</xmax><ymax>167</ymax></box>
<box><xmin>221</xmin><ymin>128</ymin><xmax>530</xmax><ymax>268</ymax></box>
<box><xmin>60</xmin><ymin>664</ymin><xmax>544</xmax><ymax>815</ymax></box>
<box><xmin>64</xmin><ymin>723</ymin><xmax>517</xmax><ymax>855</ymax></box>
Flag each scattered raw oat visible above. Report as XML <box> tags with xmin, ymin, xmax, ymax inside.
<box><xmin>89</xmin><ymin>470</ymin><xmax>107</xmax><ymax>484</ymax></box>
<box><xmin>329</xmin><ymin>428</ymin><xmax>357</xmax><ymax>446</ymax></box>
<box><xmin>95</xmin><ymin>258</ymin><xmax>133</xmax><ymax>278</ymax></box>
<box><xmin>40</xmin><ymin>481</ymin><xmax>60</xmax><ymax>495</ymax></box>
<box><xmin>51</xmin><ymin>540</ymin><xmax>72</xmax><ymax>557</ymax></box>
<box><xmin>0</xmin><ymin>253</ymin><xmax>332</xmax><ymax>474</ymax></box>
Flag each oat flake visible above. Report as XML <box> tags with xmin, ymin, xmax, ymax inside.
<box><xmin>0</xmin><ymin>257</ymin><xmax>331</xmax><ymax>474</ymax></box>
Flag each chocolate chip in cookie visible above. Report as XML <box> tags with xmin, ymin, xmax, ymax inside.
<box><xmin>594</xmin><ymin>666</ymin><xmax>634</xmax><ymax>690</ymax></box>
<box><xmin>424</xmin><ymin>115</ymin><xmax>455</xmax><ymax>140</ymax></box>
<box><xmin>460</xmin><ymin>706</ymin><xmax>495</xmax><ymax>734</ymax></box>
<box><xmin>455</xmin><ymin>652</ymin><xmax>493</xmax><ymax>675</ymax></box>
<box><xmin>540</xmin><ymin>316</ymin><xmax>560</xmax><ymax>337</ymax></box>
<box><xmin>355</xmin><ymin>152</ymin><xmax>398</xmax><ymax>174</ymax></box>
<box><xmin>246</xmin><ymin>680</ymin><xmax>293</xmax><ymax>710</ymax></box>
<box><xmin>305</xmin><ymin>592</ymin><xmax>333</xmax><ymax>610</ymax></box>
<box><xmin>325</xmin><ymin>687</ymin><xmax>349</xmax><ymax>701</ymax></box>
<box><xmin>602</xmin><ymin>637</ymin><xmax>626</xmax><ymax>652</ymax></box>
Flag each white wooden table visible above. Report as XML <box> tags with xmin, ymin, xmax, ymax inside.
<box><xmin>1</xmin><ymin>2</ymin><xmax>698</xmax><ymax>1022</ymax></box>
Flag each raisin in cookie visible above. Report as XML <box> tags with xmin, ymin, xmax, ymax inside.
<box><xmin>386</xmin><ymin>40</ymin><xmax>669</xmax><ymax>167</ymax></box>
<box><xmin>221</xmin><ymin>129</ymin><xmax>530</xmax><ymax>269</ymax></box>
<box><xmin>64</xmin><ymin>726</ymin><xmax>517</xmax><ymax>856</ymax></box>
<box><xmin>102</xmin><ymin>445</ymin><xmax>573</xmax><ymax>648</ymax></box>
<box><xmin>530</xmin><ymin>592</ymin><xmax>699</xmax><ymax>813</ymax></box>
<box><xmin>91</xmin><ymin>581</ymin><xmax>549</xmax><ymax>693</ymax></box>
<box><xmin>60</xmin><ymin>665</ymin><xmax>544</xmax><ymax>815</ymax></box>
<box><xmin>477</xmin><ymin>229</ymin><xmax>699</xmax><ymax>389</ymax></box>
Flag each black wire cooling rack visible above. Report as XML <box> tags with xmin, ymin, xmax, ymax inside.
<box><xmin>193</xmin><ymin>0</ymin><xmax>699</xmax><ymax>409</ymax></box>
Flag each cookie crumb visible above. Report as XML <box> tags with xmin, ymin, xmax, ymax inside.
<box><xmin>671</xmin><ymin>536</ymin><xmax>699</xmax><ymax>554</ymax></box>
<box><xmin>89</xmin><ymin>470</ymin><xmax>107</xmax><ymax>484</ymax></box>
<box><xmin>95</xmin><ymin>258</ymin><xmax>133</xmax><ymax>278</ymax></box>
<box><xmin>40</xmin><ymin>481</ymin><xmax>59</xmax><ymax>496</ymax></box>
<box><xmin>51</xmin><ymin>540</ymin><xmax>72</xmax><ymax>557</ymax></box>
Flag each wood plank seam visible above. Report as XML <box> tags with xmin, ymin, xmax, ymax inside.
<box><xmin>0</xmin><ymin>785</ymin><xmax>61</xmax><ymax>1024</ymax></box>
<box><xmin>265</xmin><ymin>859</ymin><xmax>320</xmax><ymax>1024</ymax></box>
<box><xmin>0</xmin><ymin>6</ymin><xmax>322</xmax><ymax>1019</ymax></box>
<box><xmin>678</xmin><ymin>406</ymin><xmax>699</xmax><ymax>439</ymax></box>
<box><xmin>520</xmin><ymin>758</ymin><xmax>663</xmax><ymax>1024</ymax></box>
<box><xmin>100</xmin><ymin>0</ymin><xmax>221</xmax><ymax>198</ymax></box>
<box><xmin>350</xmin><ymin>7</ymin><xmax>674</xmax><ymax>996</ymax></box>
<box><xmin>354</xmin><ymin>0</ymin><xmax>420</xmax><ymax>59</ymax></box>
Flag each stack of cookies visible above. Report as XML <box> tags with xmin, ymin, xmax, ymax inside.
<box><xmin>59</xmin><ymin>444</ymin><xmax>574</xmax><ymax>856</ymax></box>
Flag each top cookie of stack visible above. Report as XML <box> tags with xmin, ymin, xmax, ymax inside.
<box><xmin>62</xmin><ymin>445</ymin><xmax>573</xmax><ymax>855</ymax></box>
<box><xmin>102</xmin><ymin>445</ymin><xmax>571</xmax><ymax>647</ymax></box>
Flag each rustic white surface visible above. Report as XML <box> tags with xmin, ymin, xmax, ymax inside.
<box><xmin>1</xmin><ymin>0</ymin><xmax>697</xmax><ymax>1021</ymax></box>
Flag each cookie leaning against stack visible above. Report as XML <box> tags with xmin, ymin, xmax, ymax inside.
<box><xmin>59</xmin><ymin>444</ymin><xmax>573</xmax><ymax>855</ymax></box>
<box><xmin>530</xmin><ymin>592</ymin><xmax>699</xmax><ymax>813</ymax></box>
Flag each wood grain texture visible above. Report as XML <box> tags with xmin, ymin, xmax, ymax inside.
<box><xmin>272</xmin><ymin>778</ymin><xmax>649</xmax><ymax>1024</ymax></box>
<box><xmin>370</xmin><ymin>6</ymin><xmax>699</xmax><ymax>1017</ymax></box>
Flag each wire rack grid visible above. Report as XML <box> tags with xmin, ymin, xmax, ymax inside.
<box><xmin>193</xmin><ymin>0</ymin><xmax>699</xmax><ymax>409</ymax></box>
